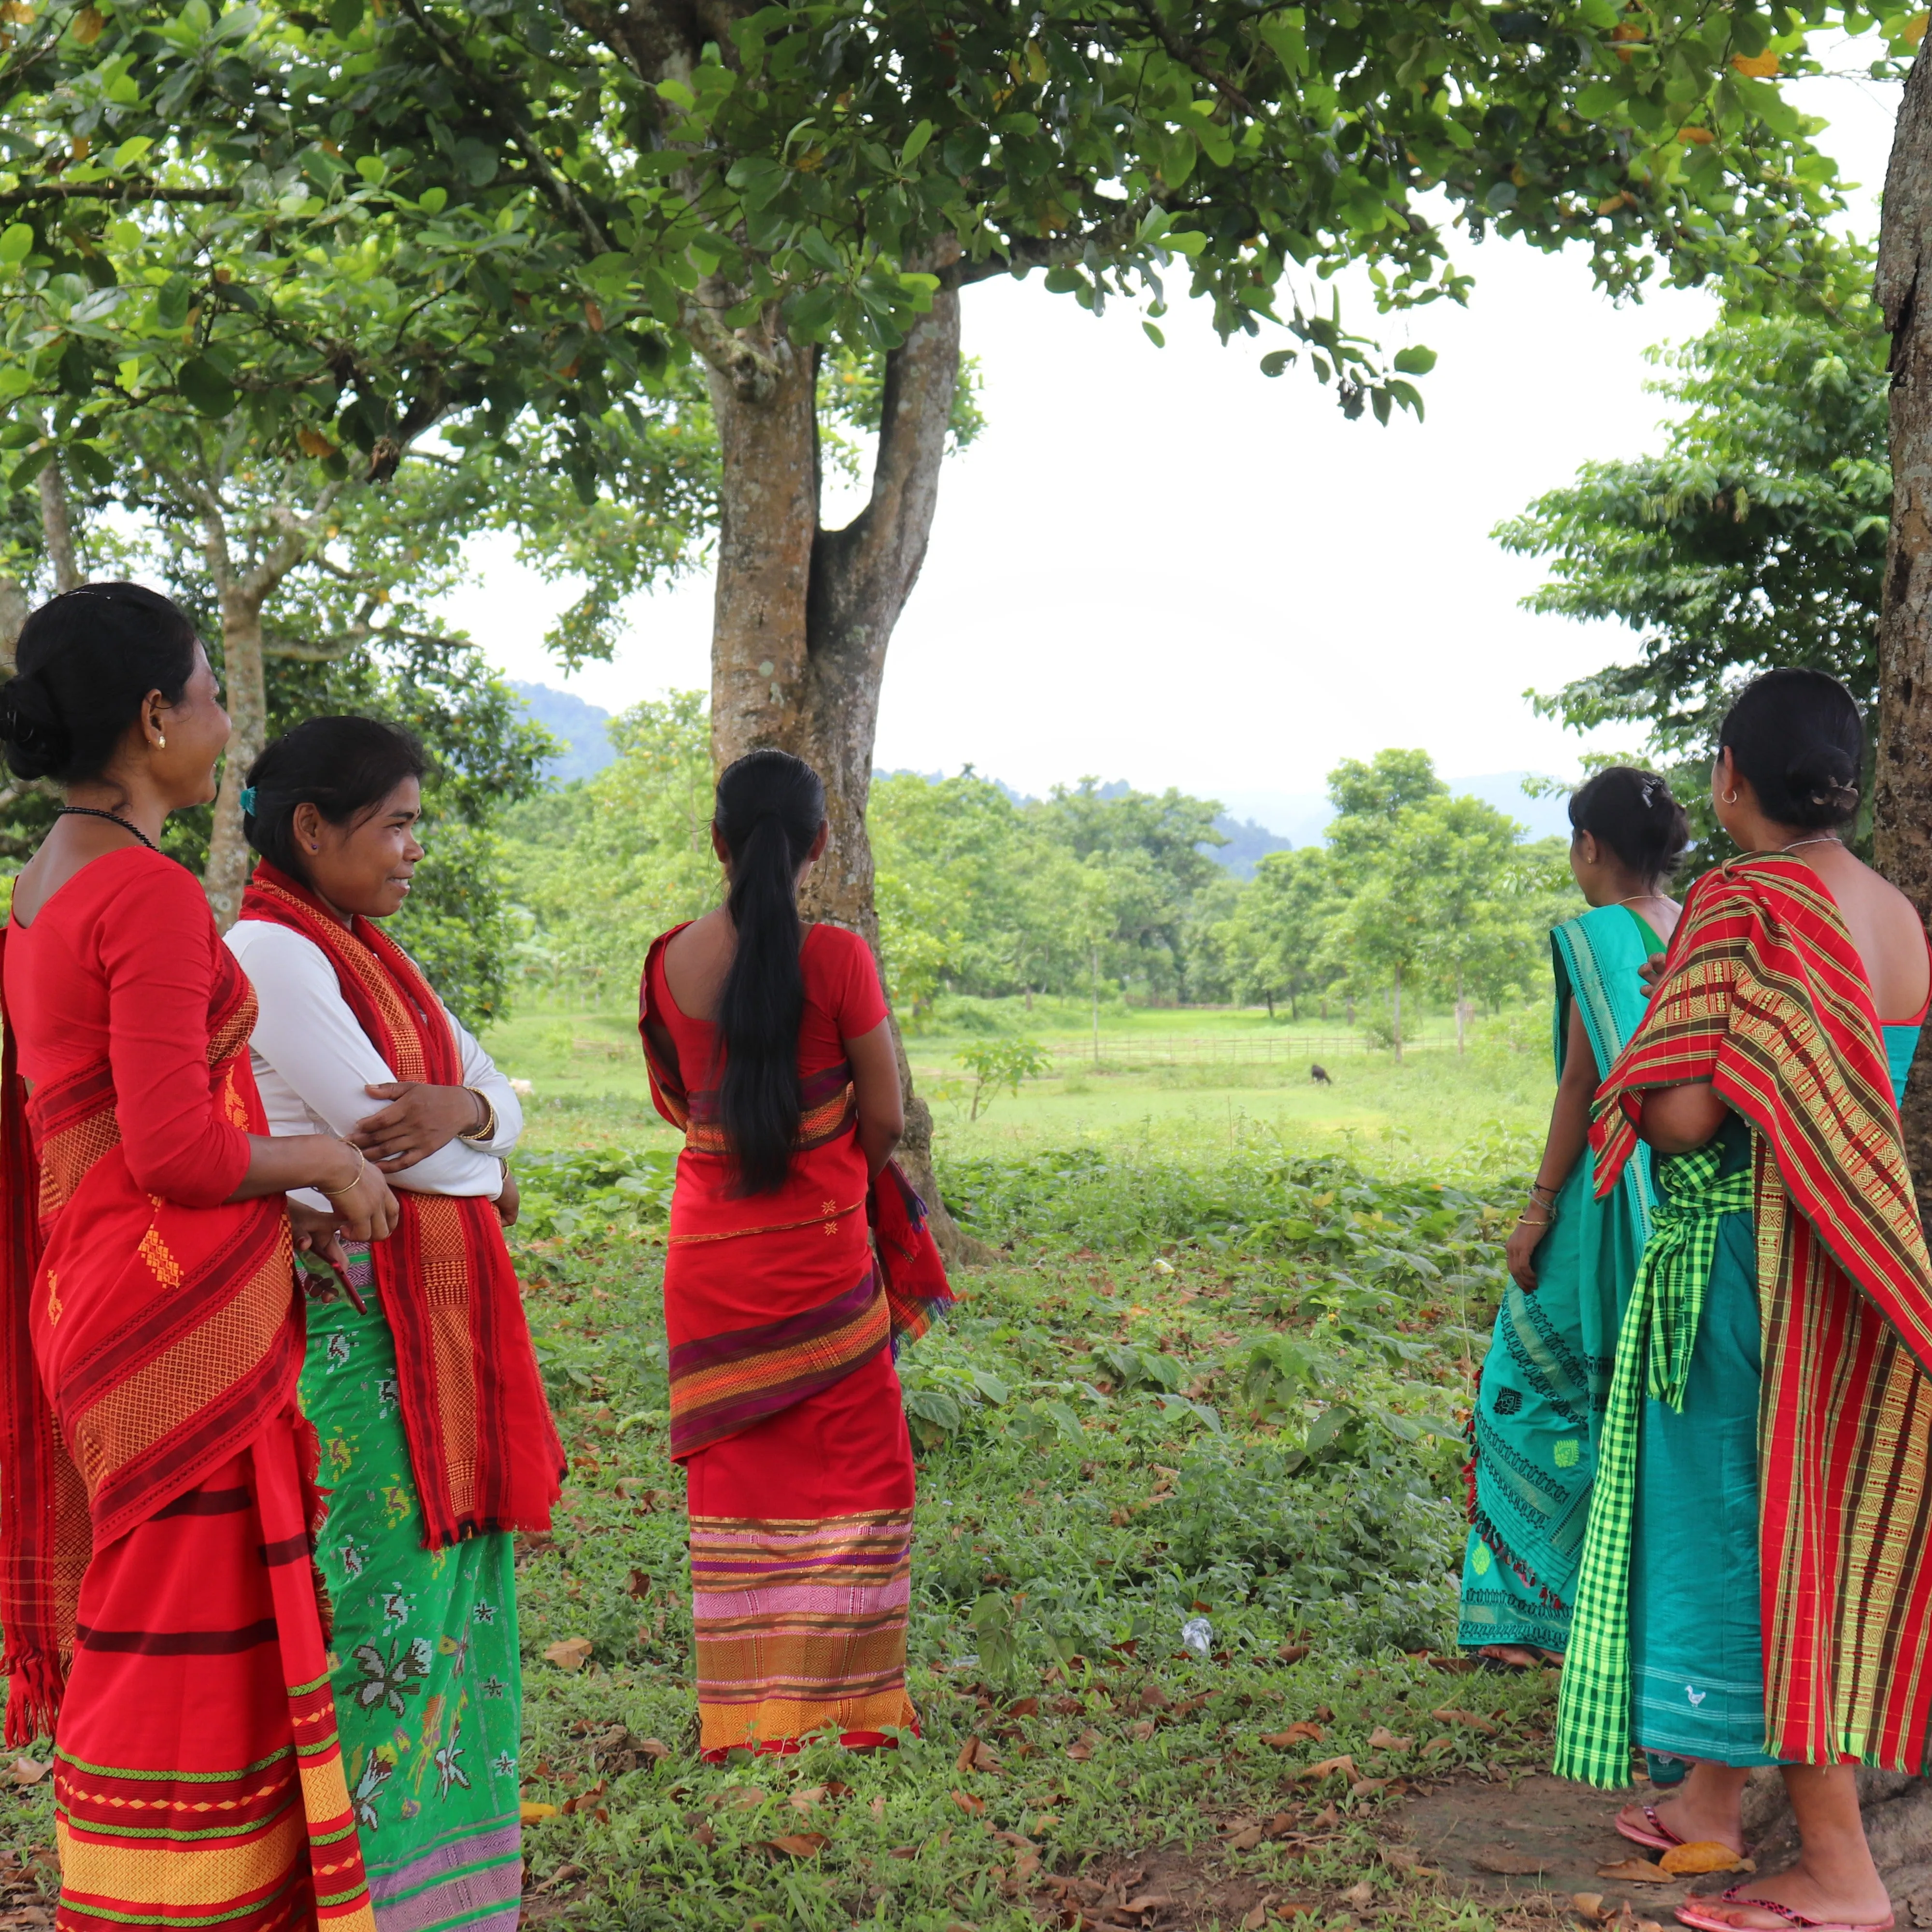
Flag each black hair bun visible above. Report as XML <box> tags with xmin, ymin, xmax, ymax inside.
<box><xmin>0</xmin><ymin>673</ymin><xmax>74</xmax><ymax>781</ymax></box>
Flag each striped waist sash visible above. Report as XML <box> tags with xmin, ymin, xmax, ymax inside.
<box><xmin>668</xmin><ymin>1271</ymin><xmax>889</xmax><ymax>1461</ymax></box>
<box><xmin>1554</xmin><ymin>1141</ymin><xmax>1755</xmax><ymax>1786</ymax></box>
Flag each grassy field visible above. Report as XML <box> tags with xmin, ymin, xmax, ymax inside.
<box><xmin>0</xmin><ymin>1026</ymin><xmax>1575</xmax><ymax>1932</ymax></box>
<box><xmin>492</xmin><ymin>1143</ymin><xmax>1567</xmax><ymax>1932</ymax></box>
<box><xmin>485</xmin><ymin>997</ymin><xmax>1554</xmax><ymax>1179</ymax></box>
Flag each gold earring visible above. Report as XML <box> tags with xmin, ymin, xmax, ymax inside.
<box><xmin>156</xmin><ymin>732</ymin><xmax>166</xmax><ymax>748</ymax></box>
<box><xmin>1723</xmin><ymin>788</ymin><xmax>1737</xmax><ymax>805</ymax></box>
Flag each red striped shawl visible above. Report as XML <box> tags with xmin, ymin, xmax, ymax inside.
<box><xmin>1591</xmin><ymin>854</ymin><xmax>1932</xmax><ymax>1769</ymax></box>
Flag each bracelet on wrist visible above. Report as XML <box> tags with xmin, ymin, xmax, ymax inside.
<box><xmin>459</xmin><ymin>1086</ymin><xmax>497</xmax><ymax>1146</ymax></box>
<box><xmin>320</xmin><ymin>1143</ymin><xmax>367</xmax><ymax>1200</ymax></box>
<box><xmin>1516</xmin><ymin>1211</ymin><xmax>1553</xmax><ymax>1230</ymax></box>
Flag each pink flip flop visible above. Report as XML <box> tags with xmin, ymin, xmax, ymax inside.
<box><xmin>1675</xmin><ymin>1885</ymin><xmax>1894</xmax><ymax>1932</ymax></box>
<box><xmin>1617</xmin><ymin>1802</ymin><xmax>1690</xmax><ymax>1852</ymax></box>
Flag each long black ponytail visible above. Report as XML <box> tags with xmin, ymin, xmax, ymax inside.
<box><xmin>714</xmin><ymin>749</ymin><xmax>827</xmax><ymax>1195</ymax></box>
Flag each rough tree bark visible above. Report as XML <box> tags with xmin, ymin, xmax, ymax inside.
<box><xmin>37</xmin><ymin>458</ymin><xmax>81</xmax><ymax>595</ymax></box>
<box><xmin>1866</xmin><ymin>34</ymin><xmax>1932</xmax><ymax>1867</ymax></box>
<box><xmin>197</xmin><ymin>486</ymin><xmax>309</xmax><ymax>929</ymax></box>
<box><xmin>703</xmin><ymin>272</ymin><xmax>977</xmax><ymax>1255</ymax></box>
<box><xmin>1875</xmin><ymin>33</ymin><xmax>1932</xmax><ymax>1216</ymax></box>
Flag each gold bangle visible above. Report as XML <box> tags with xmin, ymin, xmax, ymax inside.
<box><xmin>1516</xmin><ymin>1211</ymin><xmax>1553</xmax><ymax>1230</ymax></box>
<box><xmin>320</xmin><ymin>1143</ymin><xmax>366</xmax><ymax>1200</ymax></box>
<box><xmin>459</xmin><ymin>1086</ymin><xmax>497</xmax><ymax>1145</ymax></box>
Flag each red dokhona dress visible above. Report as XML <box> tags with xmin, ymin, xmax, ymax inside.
<box><xmin>0</xmin><ymin>846</ymin><xmax>373</xmax><ymax>1932</ymax></box>
<box><xmin>640</xmin><ymin>920</ymin><xmax>951</xmax><ymax>1761</ymax></box>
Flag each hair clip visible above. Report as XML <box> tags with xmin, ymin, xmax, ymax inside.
<box><xmin>240</xmin><ymin>785</ymin><xmax>257</xmax><ymax>815</ymax></box>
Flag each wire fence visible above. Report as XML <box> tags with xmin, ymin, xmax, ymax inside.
<box><xmin>1033</xmin><ymin>1032</ymin><xmax>1459</xmax><ymax>1066</ymax></box>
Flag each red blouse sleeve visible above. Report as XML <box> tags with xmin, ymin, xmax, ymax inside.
<box><xmin>824</xmin><ymin>926</ymin><xmax>889</xmax><ymax>1040</ymax></box>
<box><xmin>97</xmin><ymin>860</ymin><xmax>251</xmax><ymax>1205</ymax></box>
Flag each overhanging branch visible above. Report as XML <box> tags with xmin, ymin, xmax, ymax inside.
<box><xmin>0</xmin><ymin>180</ymin><xmax>241</xmax><ymax>206</ymax></box>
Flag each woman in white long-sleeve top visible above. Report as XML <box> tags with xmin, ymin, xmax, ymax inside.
<box><xmin>225</xmin><ymin>715</ymin><xmax>563</xmax><ymax>1932</ymax></box>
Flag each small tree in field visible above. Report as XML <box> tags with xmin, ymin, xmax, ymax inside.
<box><xmin>957</xmin><ymin>1038</ymin><xmax>1054</xmax><ymax>1123</ymax></box>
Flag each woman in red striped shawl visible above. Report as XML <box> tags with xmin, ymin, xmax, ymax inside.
<box><xmin>1554</xmin><ymin>672</ymin><xmax>1932</xmax><ymax>1932</ymax></box>
<box><xmin>639</xmin><ymin>750</ymin><xmax>952</xmax><ymax>1761</ymax></box>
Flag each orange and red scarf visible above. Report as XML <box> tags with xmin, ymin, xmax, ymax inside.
<box><xmin>240</xmin><ymin>862</ymin><xmax>563</xmax><ymax>1548</ymax></box>
<box><xmin>1591</xmin><ymin>854</ymin><xmax>1932</xmax><ymax>1770</ymax></box>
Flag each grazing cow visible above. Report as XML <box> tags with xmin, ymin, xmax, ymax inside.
<box><xmin>1309</xmin><ymin>1064</ymin><xmax>1333</xmax><ymax>1086</ymax></box>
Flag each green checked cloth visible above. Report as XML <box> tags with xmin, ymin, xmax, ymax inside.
<box><xmin>1553</xmin><ymin>1140</ymin><xmax>1756</xmax><ymax>1787</ymax></box>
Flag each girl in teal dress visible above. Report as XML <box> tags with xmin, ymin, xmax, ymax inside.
<box><xmin>1460</xmin><ymin>767</ymin><xmax>1688</xmax><ymax>1667</ymax></box>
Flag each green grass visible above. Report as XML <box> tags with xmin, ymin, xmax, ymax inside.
<box><xmin>489</xmin><ymin>1000</ymin><xmax>1554</xmax><ymax>1179</ymax></box>
<box><xmin>482</xmin><ymin>1142</ymin><xmax>1565</xmax><ymax>1930</ymax></box>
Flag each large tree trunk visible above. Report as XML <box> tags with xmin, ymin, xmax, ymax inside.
<box><xmin>1875</xmin><ymin>33</ymin><xmax>1932</xmax><ymax>1211</ymax></box>
<box><xmin>203</xmin><ymin>582</ymin><xmax>268</xmax><ymax>929</ymax></box>
<box><xmin>705</xmin><ymin>281</ymin><xmax>978</xmax><ymax>1257</ymax></box>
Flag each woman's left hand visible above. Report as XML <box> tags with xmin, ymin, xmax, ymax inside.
<box><xmin>288</xmin><ymin>1198</ymin><xmax>353</xmax><ymax>1300</ymax></box>
<box><xmin>351</xmin><ymin>1081</ymin><xmax>486</xmax><ymax>1171</ymax></box>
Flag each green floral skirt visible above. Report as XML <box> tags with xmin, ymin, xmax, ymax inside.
<box><xmin>302</xmin><ymin>1248</ymin><xmax>526</xmax><ymax>1932</ymax></box>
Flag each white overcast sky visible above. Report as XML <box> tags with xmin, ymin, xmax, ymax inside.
<box><xmin>437</xmin><ymin>49</ymin><xmax>1904</xmax><ymax>833</ymax></box>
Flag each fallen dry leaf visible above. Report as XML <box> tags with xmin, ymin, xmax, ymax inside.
<box><xmin>888</xmin><ymin>1846</ymin><xmax>919</xmax><ymax>1861</ymax></box>
<box><xmin>1008</xmin><ymin>1696</ymin><xmax>1040</xmax><ymax>1717</ymax></box>
<box><xmin>1659</xmin><ymin>1842</ymin><xmax>1749</xmax><ymax>1876</ymax></box>
<box><xmin>1138</xmin><ymin>1684</ymin><xmax>1172</xmax><ymax>1712</ymax></box>
<box><xmin>625</xmin><ymin>1568</ymin><xmax>650</xmax><ymax>1598</ymax></box>
<box><xmin>1129</xmin><ymin>1720</ymin><xmax>1156</xmax><ymax>1742</ymax></box>
<box><xmin>1571</xmin><ymin>1893</ymin><xmax>1606</xmax><ymax>1921</ymax></box>
<box><xmin>1421</xmin><ymin>1736</ymin><xmax>1456</xmax><ymax>1757</ymax></box>
<box><xmin>1277</xmin><ymin>1642</ymin><xmax>1311</xmax><ymax>1665</ymax></box>
<box><xmin>9</xmin><ymin>1760</ymin><xmax>46</xmax><ymax>1788</ymax></box>
<box><xmin>520</xmin><ymin>1802</ymin><xmax>558</xmax><ymax>1823</ymax></box>
<box><xmin>1430</xmin><ymin>1706</ymin><xmax>1498</xmax><ymax>1734</ymax></box>
<box><xmin>1366</xmin><ymin>1726</ymin><xmax>1411</xmax><ymax>1753</ymax></box>
<box><xmin>1297</xmin><ymin>1754</ymin><xmax>1357</xmax><ymax>1782</ymax></box>
<box><xmin>716</xmin><ymin>1786</ymin><xmax>768</xmax><ymax>1811</ymax></box>
<box><xmin>763</xmin><ymin>1833</ymin><xmax>829</xmax><ymax>1858</ymax></box>
<box><xmin>1241</xmin><ymin>1908</ymin><xmax>1269</xmax><ymax>1932</ymax></box>
<box><xmin>1121</xmin><ymin>1896</ymin><xmax>1177</xmax><ymax>1915</ymax></box>
<box><xmin>1594</xmin><ymin>1858</ymin><xmax>1672</xmax><ymax>1885</ymax></box>
<box><xmin>636</xmin><ymin>1736</ymin><xmax>671</xmax><ymax>1762</ymax></box>
<box><xmin>1065</xmin><ymin>1728</ymin><xmax>1101</xmax><ymax>1762</ymax></box>
<box><xmin>1350</xmin><ymin>1778</ymin><xmax>1391</xmax><ymax>1800</ymax></box>
<box><xmin>1227</xmin><ymin>1825</ymin><xmax>1266</xmax><ymax>1853</ymax></box>
<box><xmin>1273</xmin><ymin>1906</ymin><xmax>1315</xmax><ymax>1922</ymax></box>
<box><xmin>689</xmin><ymin>1819</ymin><xmax>716</xmax><ymax>1848</ymax></box>
<box><xmin>951</xmin><ymin>1789</ymin><xmax>986</xmax><ymax>1817</ymax></box>
<box><xmin>1471</xmin><ymin>1847</ymin><xmax>1549</xmax><ymax>1876</ymax></box>
<box><xmin>957</xmin><ymin>1738</ymin><xmax>981</xmax><ymax>1774</ymax></box>
<box><xmin>542</xmin><ymin>1636</ymin><xmax>594</xmax><ymax>1672</ymax></box>
<box><xmin>1342</xmin><ymin>1882</ymin><xmax>1375</xmax><ymax>1908</ymax></box>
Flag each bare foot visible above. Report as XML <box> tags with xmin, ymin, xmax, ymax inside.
<box><xmin>1680</xmin><ymin>1862</ymin><xmax>1894</xmax><ymax>1930</ymax></box>
<box><xmin>1477</xmin><ymin>1644</ymin><xmax>1563</xmax><ymax>1669</ymax></box>
<box><xmin>1619</xmin><ymin>1778</ymin><xmax>1745</xmax><ymax>1857</ymax></box>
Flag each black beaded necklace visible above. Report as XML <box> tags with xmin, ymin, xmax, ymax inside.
<box><xmin>55</xmin><ymin>806</ymin><xmax>159</xmax><ymax>852</ymax></box>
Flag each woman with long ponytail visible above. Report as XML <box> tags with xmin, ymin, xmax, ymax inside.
<box><xmin>639</xmin><ymin>751</ymin><xmax>952</xmax><ymax>1760</ymax></box>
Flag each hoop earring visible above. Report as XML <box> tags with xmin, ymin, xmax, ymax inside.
<box><xmin>1723</xmin><ymin>788</ymin><xmax>1738</xmax><ymax>805</ymax></box>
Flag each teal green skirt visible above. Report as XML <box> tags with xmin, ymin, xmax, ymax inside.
<box><xmin>302</xmin><ymin>1250</ymin><xmax>528</xmax><ymax>1932</ymax></box>
<box><xmin>1627</xmin><ymin>1126</ymin><xmax>1776</xmax><ymax>1767</ymax></box>
<box><xmin>1460</xmin><ymin>1151</ymin><xmax>1637</xmax><ymax>1655</ymax></box>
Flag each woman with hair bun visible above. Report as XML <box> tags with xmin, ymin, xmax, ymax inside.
<box><xmin>1459</xmin><ymin>766</ymin><xmax>1687</xmax><ymax>1670</ymax></box>
<box><xmin>1556</xmin><ymin>670</ymin><xmax>1932</xmax><ymax>1932</ymax></box>
<box><xmin>227</xmin><ymin>716</ymin><xmax>561</xmax><ymax>1932</ymax></box>
<box><xmin>0</xmin><ymin>585</ymin><xmax>392</xmax><ymax>1932</ymax></box>
<box><xmin>638</xmin><ymin>750</ymin><xmax>953</xmax><ymax>1760</ymax></box>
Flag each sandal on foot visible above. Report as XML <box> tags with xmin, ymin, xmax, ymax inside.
<box><xmin>1675</xmin><ymin>1885</ymin><xmax>1894</xmax><ymax>1932</ymax></box>
<box><xmin>1616</xmin><ymin>1803</ymin><xmax>1690</xmax><ymax>1852</ymax></box>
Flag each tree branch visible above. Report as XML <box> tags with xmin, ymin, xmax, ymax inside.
<box><xmin>947</xmin><ymin>213</ymin><xmax>1153</xmax><ymax>288</ymax></box>
<box><xmin>0</xmin><ymin>180</ymin><xmax>241</xmax><ymax>205</ymax></box>
<box><xmin>394</xmin><ymin>0</ymin><xmax>613</xmax><ymax>256</ymax></box>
